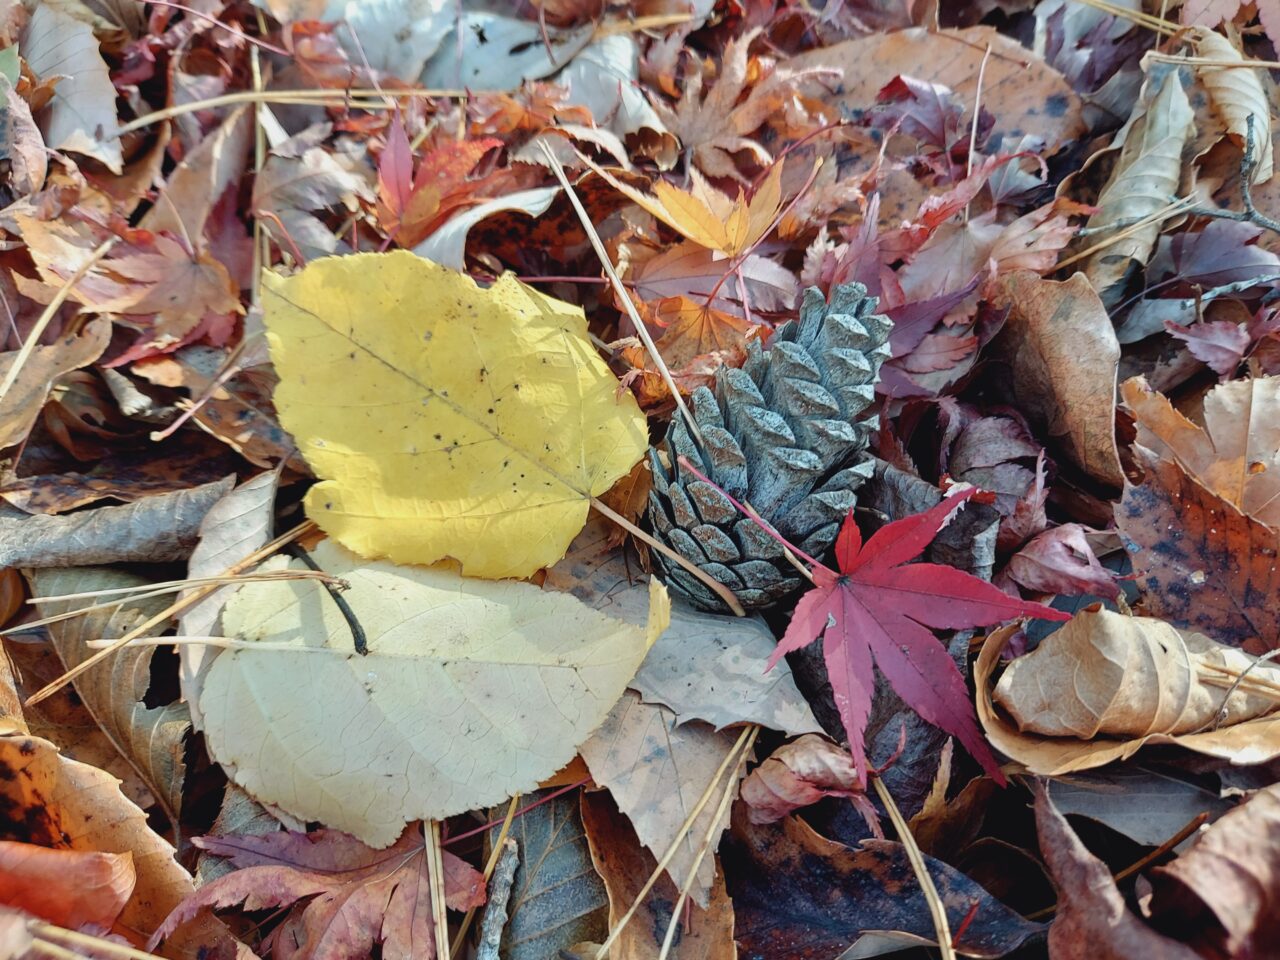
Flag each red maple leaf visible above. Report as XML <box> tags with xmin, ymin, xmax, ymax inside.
<box><xmin>765</xmin><ymin>488</ymin><xmax>1071</xmax><ymax>786</ymax></box>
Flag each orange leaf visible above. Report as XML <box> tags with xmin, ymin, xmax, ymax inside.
<box><xmin>0</xmin><ymin>841</ymin><xmax>135</xmax><ymax>930</ymax></box>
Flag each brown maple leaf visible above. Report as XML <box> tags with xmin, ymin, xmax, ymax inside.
<box><xmin>151</xmin><ymin>827</ymin><xmax>485</xmax><ymax>960</ymax></box>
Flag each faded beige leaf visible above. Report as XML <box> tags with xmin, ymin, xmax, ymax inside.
<box><xmin>0</xmin><ymin>477</ymin><xmax>234</xmax><ymax>568</ymax></box>
<box><xmin>1083</xmin><ymin>68</ymin><xmax>1194</xmax><ymax>305</ymax></box>
<box><xmin>1122</xmin><ymin>375</ymin><xmax>1280</xmax><ymax>528</ymax></box>
<box><xmin>994</xmin><ymin>607</ymin><xmax>1278</xmax><ymax>738</ymax></box>
<box><xmin>201</xmin><ymin>540</ymin><xmax>668</xmax><ymax>847</ymax></box>
<box><xmin>0</xmin><ymin>319</ymin><xmax>110</xmax><ymax>451</ymax></box>
<box><xmin>31</xmin><ymin>567</ymin><xmax>191</xmax><ymax>827</ymax></box>
<box><xmin>977</xmin><ymin>620</ymin><xmax>1280</xmax><ymax>776</ymax></box>
<box><xmin>1187</xmin><ymin>28</ymin><xmax>1273</xmax><ymax>184</ymax></box>
<box><xmin>545</xmin><ymin>518</ymin><xmax>820</xmax><ymax>736</ymax></box>
<box><xmin>994</xmin><ymin>272</ymin><xmax>1123</xmax><ymax>487</ymax></box>
<box><xmin>21</xmin><ymin>3</ymin><xmax>123</xmax><ymax>172</ymax></box>
<box><xmin>579</xmin><ymin>691</ymin><xmax>740</xmax><ymax>908</ymax></box>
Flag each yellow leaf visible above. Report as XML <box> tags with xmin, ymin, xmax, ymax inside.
<box><xmin>584</xmin><ymin>156</ymin><xmax>791</xmax><ymax>257</ymax></box>
<box><xmin>262</xmin><ymin>251</ymin><xmax>648</xmax><ymax>578</ymax></box>
<box><xmin>200</xmin><ymin>541</ymin><xmax>670</xmax><ymax>846</ymax></box>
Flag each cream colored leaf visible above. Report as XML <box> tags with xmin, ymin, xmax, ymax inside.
<box><xmin>1122</xmin><ymin>375</ymin><xmax>1280</xmax><ymax>528</ymax></box>
<box><xmin>1187</xmin><ymin>28</ymin><xmax>1273</xmax><ymax>184</ymax></box>
<box><xmin>200</xmin><ymin>540</ymin><xmax>669</xmax><ymax>847</ymax></box>
<box><xmin>1084</xmin><ymin>68</ymin><xmax>1194</xmax><ymax>306</ymax></box>
<box><xmin>263</xmin><ymin>251</ymin><xmax>648</xmax><ymax>579</ymax></box>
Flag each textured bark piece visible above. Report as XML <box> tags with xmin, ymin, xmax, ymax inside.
<box><xmin>647</xmin><ymin>282</ymin><xmax>892</xmax><ymax>611</ymax></box>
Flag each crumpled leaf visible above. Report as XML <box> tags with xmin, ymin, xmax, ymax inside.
<box><xmin>0</xmin><ymin>842</ymin><xmax>134</xmax><ymax>931</ymax></box>
<box><xmin>1122</xmin><ymin>375</ymin><xmax>1280</xmax><ymax>528</ymax></box>
<box><xmin>767</xmin><ymin>488</ymin><xmax>1068</xmax><ymax>785</ymax></box>
<box><xmin>994</xmin><ymin>271</ymin><xmax>1123</xmax><ymax>486</ymax></box>
<box><xmin>629</xmin><ymin>240</ymin><xmax>797</xmax><ymax>322</ymax></box>
<box><xmin>545</xmin><ymin>518</ymin><xmax>820</xmax><ymax>736</ymax></box>
<box><xmin>21</xmin><ymin>3</ymin><xmax>122</xmax><ymax>172</ymax></box>
<box><xmin>1034</xmin><ymin>783</ymin><xmax>1202</xmax><ymax>960</ymax></box>
<box><xmin>1117</xmin><ymin>447</ymin><xmax>1280</xmax><ymax>652</ymax></box>
<box><xmin>263</xmin><ymin>250</ymin><xmax>648</xmax><ymax>579</ymax></box>
<box><xmin>1167</xmin><ymin>318</ymin><xmax>1253</xmax><ymax>376</ymax></box>
<box><xmin>31</xmin><ymin>567</ymin><xmax>192</xmax><ymax>826</ymax></box>
<box><xmin>995</xmin><ymin>606</ymin><xmax>1278</xmax><ymax>738</ymax></box>
<box><xmin>420</xmin><ymin>13</ymin><xmax>593</xmax><ymax>89</ymax></box>
<box><xmin>579</xmin><ymin>691</ymin><xmax>738</xmax><ymax>908</ymax></box>
<box><xmin>580</xmin><ymin>789</ymin><xmax>736</xmax><ymax>960</ymax></box>
<box><xmin>740</xmin><ymin>734</ymin><xmax>873</xmax><ymax>825</ymax></box>
<box><xmin>0</xmin><ymin>477</ymin><xmax>233</xmax><ymax>568</ymax></box>
<box><xmin>977</xmin><ymin>619</ymin><xmax>1280</xmax><ymax>775</ymax></box>
<box><xmin>1187</xmin><ymin>27</ymin><xmax>1273</xmax><ymax>184</ymax></box>
<box><xmin>199</xmin><ymin>540</ymin><xmax>668</xmax><ymax>847</ymax></box>
<box><xmin>0</xmin><ymin>319</ymin><xmax>110</xmax><ymax>451</ymax></box>
<box><xmin>1181</xmin><ymin>1</ymin><xmax>1280</xmax><ymax>52</ymax></box>
<box><xmin>1005</xmin><ymin>524</ymin><xmax>1121</xmax><ymax>599</ymax></box>
<box><xmin>1083</xmin><ymin>68</ymin><xmax>1194</xmax><ymax>306</ymax></box>
<box><xmin>153</xmin><ymin>826</ymin><xmax>485</xmax><ymax>960</ymax></box>
<box><xmin>1148</xmin><ymin>783</ymin><xmax>1280</xmax><ymax>957</ymax></box>
<box><xmin>412</xmin><ymin>185</ymin><xmax>560</xmax><ymax>270</ymax></box>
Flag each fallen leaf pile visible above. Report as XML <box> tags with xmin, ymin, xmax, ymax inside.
<box><xmin>1</xmin><ymin>2</ymin><xmax>1279</xmax><ymax>959</ymax></box>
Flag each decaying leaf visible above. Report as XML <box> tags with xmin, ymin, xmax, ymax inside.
<box><xmin>580</xmin><ymin>790</ymin><xmax>736</xmax><ymax>960</ymax></box>
<box><xmin>579</xmin><ymin>691</ymin><xmax>739</xmax><ymax>908</ymax></box>
<box><xmin>199</xmin><ymin>540</ymin><xmax>668</xmax><ymax>846</ymax></box>
<box><xmin>263</xmin><ymin>251</ymin><xmax>648</xmax><ymax>579</ymax></box>
<box><xmin>1082</xmin><ymin>68</ymin><xmax>1194</xmax><ymax>306</ymax></box>
<box><xmin>740</xmin><ymin>734</ymin><xmax>874</xmax><ymax>825</ymax></box>
<box><xmin>977</xmin><ymin>618</ymin><xmax>1280</xmax><ymax>775</ymax></box>
<box><xmin>1117</xmin><ymin>448</ymin><xmax>1280</xmax><ymax>652</ymax></box>
<box><xmin>994</xmin><ymin>606</ymin><xmax>1278</xmax><ymax>738</ymax></box>
<box><xmin>31</xmin><ymin>567</ymin><xmax>192</xmax><ymax>826</ymax></box>
<box><xmin>993</xmin><ymin>271</ymin><xmax>1123</xmax><ymax>486</ymax></box>
<box><xmin>0</xmin><ymin>842</ymin><xmax>134</xmax><ymax>931</ymax></box>
<box><xmin>154</xmin><ymin>826</ymin><xmax>486</xmax><ymax>960</ymax></box>
<box><xmin>1122</xmin><ymin>375</ymin><xmax>1280</xmax><ymax>528</ymax></box>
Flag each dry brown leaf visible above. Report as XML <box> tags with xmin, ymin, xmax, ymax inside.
<box><xmin>0</xmin><ymin>318</ymin><xmax>110</xmax><ymax>451</ymax></box>
<box><xmin>791</xmin><ymin>26</ymin><xmax>1086</xmax><ymax>150</ymax></box>
<box><xmin>1117</xmin><ymin>448</ymin><xmax>1280</xmax><ymax>653</ymax></box>
<box><xmin>1122</xmin><ymin>375</ymin><xmax>1280</xmax><ymax>527</ymax></box>
<box><xmin>1083</xmin><ymin>69</ymin><xmax>1194</xmax><ymax>306</ymax></box>
<box><xmin>739</xmin><ymin>734</ymin><xmax>874</xmax><ymax>825</ymax></box>
<box><xmin>580</xmin><ymin>790</ymin><xmax>736</xmax><ymax>960</ymax></box>
<box><xmin>0</xmin><ymin>842</ymin><xmax>134</xmax><ymax>931</ymax></box>
<box><xmin>1186</xmin><ymin>28</ymin><xmax>1273</xmax><ymax>184</ymax></box>
<box><xmin>993</xmin><ymin>607</ymin><xmax>1278</xmax><ymax>738</ymax></box>
<box><xmin>993</xmin><ymin>271</ymin><xmax>1123</xmax><ymax>487</ymax></box>
<box><xmin>976</xmin><ymin>621</ymin><xmax>1280</xmax><ymax>776</ymax></box>
<box><xmin>31</xmin><ymin>567</ymin><xmax>192</xmax><ymax>825</ymax></box>
<box><xmin>578</xmin><ymin>691</ymin><xmax>740</xmax><ymax>909</ymax></box>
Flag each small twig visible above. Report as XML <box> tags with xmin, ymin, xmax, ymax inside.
<box><xmin>1184</xmin><ymin>114</ymin><xmax>1280</xmax><ymax>236</ymax></box>
<box><xmin>475</xmin><ymin>838</ymin><xmax>520</xmax><ymax>960</ymax></box>
<box><xmin>1205</xmin><ymin>648</ymin><xmax>1280</xmax><ymax>731</ymax></box>
<box><xmin>452</xmin><ymin>794</ymin><xmax>522</xmax><ymax>954</ymax></box>
<box><xmin>1057</xmin><ymin>195</ymin><xmax>1197</xmax><ymax>270</ymax></box>
<box><xmin>962</xmin><ymin>43</ymin><xmax>992</xmax><ymax>224</ymax></box>
<box><xmin>285</xmin><ymin>545</ymin><xmax>368</xmax><ymax>655</ymax></box>
<box><xmin>872</xmin><ymin>775</ymin><xmax>955</xmax><ymax>960</ymax></box>
<box><xmin>427</xmin><ymin>820</ymin><xmax>451</xmax><ymax>960</ymax></box>
<box><xmin>0</xmin><ymin>237</ymin><xmax>117</xmax><ymax>403</ymax></box>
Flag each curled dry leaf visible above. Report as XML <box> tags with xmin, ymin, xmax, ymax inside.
<box><xmin>0</xmin><ymin>318</ymin><xmax>111</xmax><ymax>451</ymax></box>
<box><xmin>994</xmin><ymin>606</ymin><xmax>1279</xmax><ymax>738</ymax></box>
<box><xmin>1034</xmin><ymin>783</ymin><xmax>1202</xmax><ymax>960</ymax></box>
<box><xmin>1083</xmin><ymin>68</ymin><xmax>1194</xmax><ymax>307</ymax></box>
<box><xmin>1117</xmin><ymin>448</ymin><xmax>1280</xmax><ymax>652</ymax></box>
<box><xmin>993</xmin><ymin>271</ymin><xmax>1123</xmax><ymax>486</ymax></box>
<box><xmin>1122</xmin><ymin>375</ymin><xmax>1280</xmax><ymax>528</ymax></box>
<box><xmin>740</xmin><ymin>733</ymin><xmax>875</xmax><ymax>826</ymax></box>
<box><xmin>976</xmin><ymin>616</ymin><xmax>1280</xmax><ymax>776</ymax></box>
<box><xmin>1186</xmin><ymin>28</ymin><xmax>1273</xmax><ymax>184</ymax></box>
<box><xmin>1148</xmin><ymin>783</ymin><xmax>1280</xmax><ymax>957</ymax></box>
<box><xmin>200</xmin><ymin>541</ymin><xmax>668</xmax><ymax>847</ymax></box>
<box><xmin>31</xmin><ymin>567</ymin><xmax>192</xmax><ymax>826</ymax></box>
<box><xmin>263</xmin><ymin>251</ymin><xmax>648</xmax><ymax>579</ymax></box>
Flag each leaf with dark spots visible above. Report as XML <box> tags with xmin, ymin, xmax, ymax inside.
<box><xmin>723</xmin><ymin>807</ymin><xmax>1042</xmax><ymax>960</ymax></box>
<box><xmin>1116</xmin><ymin>448</ymin><xmax>1280</xmax><ymax>653</ymax></box>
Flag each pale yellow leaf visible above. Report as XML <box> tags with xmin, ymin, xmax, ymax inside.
<box><xmin>1187</xmin><ymin>28</ymin><xmax>1273</xmax><ymax>184</ymax></box>
<box><xmin>262</xmin><ymin>251</ymin><xmax>648</xmax><ymax>579</ymax></box>
<box><xmin>200</xmin><ymin>540</ymin><xmax>669</xmax><ymax>847</ymax></box>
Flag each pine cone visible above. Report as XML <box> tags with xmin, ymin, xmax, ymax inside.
<box><xmin>647</xmin><ymin>282</ymin><xmax>893</xmax><ymax>611</ymax></box>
